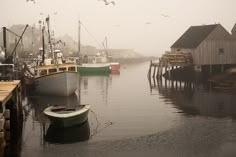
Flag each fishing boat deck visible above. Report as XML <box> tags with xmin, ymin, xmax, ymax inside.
<box><xmin>0</xmin><ymin>80</ymin><xmax>21</xmax><ymax>108</ymax></box>
<box><xmin>35</xmin><ymin>63</ymin><xmax>76</xmax><ymax>70</ymax></box>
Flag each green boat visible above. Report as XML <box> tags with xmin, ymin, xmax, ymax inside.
<box><xmin>77</xmin><ymin>63</ymin><xmax>111</xmax><ymax>75</ymax></box>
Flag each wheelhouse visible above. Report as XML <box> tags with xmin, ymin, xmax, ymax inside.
<box><xmin>35</xmin><ymin>64</ymin><xmax>77</xmax><ymax>77</ymax></box>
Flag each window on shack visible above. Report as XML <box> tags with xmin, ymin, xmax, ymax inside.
<box><xmin>219</xmin><ymin>48</ymin><xmax>224</xmax><ymax>55</ymax></box>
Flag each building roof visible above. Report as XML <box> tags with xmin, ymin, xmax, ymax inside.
<box><xmin>232</xmin><ymin>23</ymin><xmax>236</xmax><ymax>33</ymax></box>
<box><xmin>171</xmin><ymin>24</ymin><xmax>219</xmax><ymax>49</ymax></box>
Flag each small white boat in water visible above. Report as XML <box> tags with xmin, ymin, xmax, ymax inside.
<box><xmin>44</xmin><ymin>104</ymin><xmax>90</xmax><ymax>127</ymax></box>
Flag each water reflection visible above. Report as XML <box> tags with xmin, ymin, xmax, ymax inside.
<box><xmin>28</xmin><ymin>94</ymin><xmax>80</xmax><ymax>124</ymax></box>
<box><xmin>79</xmin><ymin>71</ymin><xmax>110</xmax><ymax>77</ymax></box>
<box><xmin>44</xmin><ymin>121</ymin><xmax>90</xmax><ymax>144</ymax></box>
<box><xmin>149</xmin><ymin>77</ymin><xmax>236</xmax><ymax>119</ymax></box>
<box><xmin>4</xmin><ymin>113</ymin><xmax>23</xmax><ymax>157</ymax></box>
<box><xmin>25</xmin><ymin>94</ymin><xmax>91</xmax><ymax>144</ymax></box>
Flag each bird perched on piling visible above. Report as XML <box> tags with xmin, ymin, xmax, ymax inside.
<box><xmin>98</xmin><ymin>0</ymin><xmax>115</xmax><ymax>5</ymax></box>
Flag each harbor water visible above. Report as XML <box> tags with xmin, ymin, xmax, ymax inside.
<box><xmin>10</xmin><ymin>61</ymin><xmax>236</xmax><ymax>157</ymax></box>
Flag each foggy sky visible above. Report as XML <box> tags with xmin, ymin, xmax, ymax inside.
<box><xmin>0</xmin><ymin>0</ymin><xmax>236</xmax><ymax>56</ymax></box>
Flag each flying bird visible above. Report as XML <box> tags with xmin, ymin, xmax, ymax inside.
<box><xmin>161</xmin><ymin>14</ymin><xmax>170</xmax><ymax>18</ymax></box>
<box><xmin>98</xmin><ymin>0</ymin><xmax>115</xmax><ymax>5</ymax></box>
<box><xmin>26</xmin><ymin>0</ymin><xmax>35</xmax><ymax>3</ymax></box>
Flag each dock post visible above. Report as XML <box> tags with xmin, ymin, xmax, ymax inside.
<box><xmin>3</xmin><ymin>27</ymin><xmax>7</xmax><ymax>59</ymax></box>
<box><xmin>159</xmin><ymin>63</ymin><xmax>163</xmax><ymax>78</ymax></box>
<box><xmin>148</xmin><ymin>60</ymin><xmax>152</xmax><ymax>78</ymax></box>
<box><xmin>153</xmin><ymin>65</ymin><xmax>156</xmax><ymax>77</ymax></box>
<box><xmin>156</xmin><ymin>64</ymin><xmax>160</xmax><ymax>78</ymax></box>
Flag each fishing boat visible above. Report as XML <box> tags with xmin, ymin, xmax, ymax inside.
<box><xmin>24</xmin><ymin>49</ymin><xmax>79</xmax><ymax>97</ymax></box>
<box><xmin>94</xmin><ymin>55</ymin><xmax>120</xmax><ymax>72</ymax></box>
<box><xmin>95</xmin><ymin>36</ymin><xmax>120</xmax><ymax>72</ymax></box>
<box><xmin>31</xmin><ymin>63</ymin><xmax>79</xmax><ymax>96</ymax></box>
<box><xmin>78</xmin><ymin>63</ymin><xmax>111</xmax><ymax>75</ymax></box>
<box><xmin>44</xmin><ymin>104</ymin><xmax>90</xmax><ymax>128</ymax></box>
<box><xmin>75</xmin><ymin>22</ymin><xmax>115</xmax><ymax>74</ymax></box>
<box><xmin>65</xmin><ymin>56</ymin><xmax>111</xmax><ymax>74</ymax></box>
<box><xmin>24</xmin><ymin>16</ymin><xmax>79</xmax><ymax>96</ymax></box>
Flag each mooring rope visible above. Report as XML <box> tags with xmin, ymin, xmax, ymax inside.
<box><xmin>89</xmin><ymin>108</ymin><xmax>114</xmax><ymax>137</ymax></box>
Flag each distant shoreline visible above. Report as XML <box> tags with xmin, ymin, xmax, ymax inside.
<box><xmin>114</xmin><ymin>56</ymin><xmax>158</xmax><ymax>64</ymax></box>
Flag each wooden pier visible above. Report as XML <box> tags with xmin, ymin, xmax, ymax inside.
<box><xmin>148</xmin><ymin>52</ymin><xmax>193</xmax><ymax>79</ymax></box>
<box><xmin>0</xmin><ymin>80</ymin><xmax>22</xmax><ymax>156</ymax></box>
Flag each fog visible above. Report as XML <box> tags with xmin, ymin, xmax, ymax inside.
<box><xmin>0</xmin><ymin>0</ymin><xmax>236</xmax><ymax>56</ymax></box>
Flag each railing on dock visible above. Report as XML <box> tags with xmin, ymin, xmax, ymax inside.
<box><xmin>148</xmin><ymin>52</ymin><xmax>193</xmax><ymax>79</ymax></box>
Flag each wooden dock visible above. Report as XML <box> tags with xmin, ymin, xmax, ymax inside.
<box><xmin>148</xmin><ymin>52</ymin><xmax>193</xmax><ymax>78</ymax></box>
<box><xmin>0</xmin><ymin>80</ymin><xmax>22</xmax><ymax>156</ymax></box>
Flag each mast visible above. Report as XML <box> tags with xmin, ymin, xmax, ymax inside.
<box><xmin>2</xmin><ymin>27</ymin><xmax>7</xmax><ymax>60</ymax></box>
<box><xmin>41</xmin><ymin>26</ymin><xmax>45</xmax><ymax>65</ymax></box>
<box><xmin>105</xmin><ymin>36</ymin><xmax>108</xmax><ymax>56</ymax></box>
<box><xmin>78</xmin><ymin>19</ymin><xmax>81</xmax><ymax>56</ymax></box>
<box><xmin>46</xmin><ymin>15</ymin><xmax>54</xmax><ymax>61</ymax></box>
<box><xmin>32</xmin><ymin>25</ymin><xmax>34</xmax><ymax>56</ymax></box>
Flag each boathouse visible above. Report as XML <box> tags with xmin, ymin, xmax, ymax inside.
<box><xmin>171</xmin><ymin>23</ymin><xmax>236</xmax><ymax>73</ymax></box>
<box><xmin>148</xmin><ymin>23</ymin><xmax>236</xmax><ymax>78</ymax></box>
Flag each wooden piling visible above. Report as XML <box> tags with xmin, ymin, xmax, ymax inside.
<box><xmin>148</xmin><ymin>52</ymin><xmax>193</xmax><ymax>80</ymax></box>
<box><xmin>153</xmin><ymin>65</ymin><xmax>156</xmax><ymax>77</ymax></box>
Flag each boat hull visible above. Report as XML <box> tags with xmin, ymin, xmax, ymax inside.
<box><xmin>34</xmin><ymin>72</ymin><xmax>79</xmax><ymax>96</ymax></box>
<box><xmin>110</xmin><ymin>62</ymin><xmax>120</xmax><ymax>71</ymax></box>
<box><xmin>44</xmin><ymin>105</ymin><xmax>90</xmax><ymax>128</ymax></box>
<box><xmin>78</xmin><ymin>63</ymin><xmax>111</xmax><ymax>76</ymax></box>
<box><xmin>47</xmin><ymin>110</ymin><xmax>89</xmax><ymax>127</ymax></box>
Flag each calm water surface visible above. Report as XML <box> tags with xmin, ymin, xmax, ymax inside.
<box><xmin>17</xmin><ymin>62</ymin><xmax>236</xmax><ymax>157</ymax></box>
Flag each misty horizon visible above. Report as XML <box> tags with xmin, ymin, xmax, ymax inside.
<box><xmin>0</xmin><ymin>0</ymin><xmax>236</xmax><ymax>56</ymax></box>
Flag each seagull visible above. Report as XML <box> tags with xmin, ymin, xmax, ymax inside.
<box><xmin>161</xmin><ymin>14</ymin><xmax>170</xmax><ymax>18</ymax></box>
<box><xmin>26</xmin><ymin>0</ymin><xmax>35</xmax><ymax>3</ymax></box>
<box><xmin>98</xmin><ymin>0</ymin><xmax>115</xmax><ymax>5</ymax></box>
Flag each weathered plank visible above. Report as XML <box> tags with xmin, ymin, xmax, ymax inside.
<box><xmin>0</xmin><ymin>80</ymin><xmax>21</xmax><ymax>106</ymax></box>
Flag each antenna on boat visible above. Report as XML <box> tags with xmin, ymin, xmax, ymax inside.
<box><xmin>78</xmin><ymin>17</ymin><xmax>81</xmax><ymax>57</ymax></box>
<box><xmin>105</xmin><ymin>36</ymin><xmax>108</xmax><ymax>56</ymax></box>
<box><xmin>2</xmin><ymin>27</ymin><xmax>7</xmax><ymax>60</ymax></box>
<box><xmin>102</xmin><ymin>36</ymin><xmax>109</xmax><ymax>56</ymax></box>
<box><xmin>45</xmin><ymin>15</ymin><xmax>55</xmax><ymax>63</ymax></box>
<box><xmin>41</xmin><ymin>25</ymin><xmax>46</xmax><ymax>65</ymax></box>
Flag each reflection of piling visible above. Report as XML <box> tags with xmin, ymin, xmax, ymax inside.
<box><xmin>148</xmin><ymin>76</ymin><xmax>195</xmax><ymax>94</ymax></box>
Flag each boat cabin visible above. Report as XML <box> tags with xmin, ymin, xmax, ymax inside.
<box><xmin>66</xmin><ymin>57</ymin><xmax>80</xmax><ymax>64</ymax></box>
<box><xmin>34</xmin><ymin>64</ymin><xmax>77</xmax><ymax>77</ymax></box>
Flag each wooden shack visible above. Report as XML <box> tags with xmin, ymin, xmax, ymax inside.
<box><xmin>171</xmin><ymin>23</ymin><xmax>236</xmax><ymax>73</ymax></box>
<box><xmin>149</xmin><ymin>23</ymin><xmax>236</xmax><ymax>79</ymax></box>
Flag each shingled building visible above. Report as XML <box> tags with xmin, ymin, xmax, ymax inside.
<box><xmin>170</xmin><ymin>23</ymin><xmax>236</xmax><ymax>73</ymax></box>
